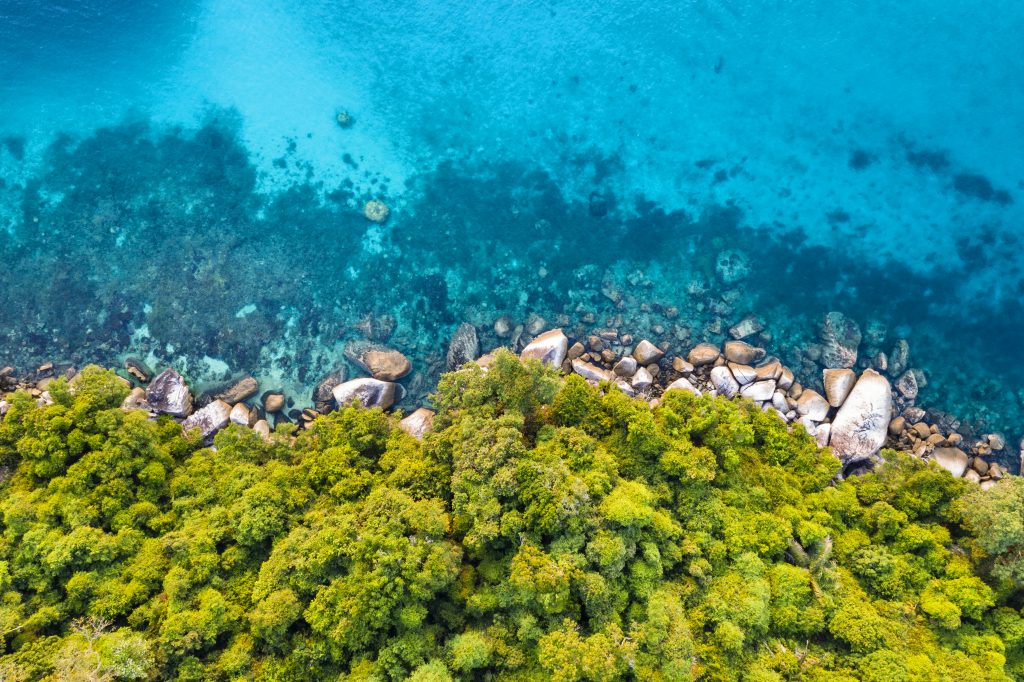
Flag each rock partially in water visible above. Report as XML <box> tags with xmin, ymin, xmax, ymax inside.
<box><xmin>889</xmin><ymin>339</ymin><xmax>910</xmax><ymax>377</ymax></box>
<box><xmin>399</xmin><ymin>407</ymin><xmax>435</xmax><ymax>439</ymax></box>
<box><xmin>823</xmin><ymin>368</ymin><xmax>856</xmax><ymax>407</ymax></box>
<box><xmin>688</xmin><ymin>343</ymin><xmax>720</xmax><ymax>367</ymax></box>
<box><xmin>313</xmin><ymin>368</ymin><xmax>347</xmax><ymax>413</ymax></box>
<box><xmin>214</xmin><ymin>376</ymin><xmax>259</xmax><ymax>404</ymax></box>
<box><xmin>447</xmin><ymin>323</ymin><xmax>480</xmax><ymax>370</ymax></box>
<box><xmin>349</xmin><ymin>345</ymin><xmax>412</xmax><ymax>381</ymax></box>
<box><xmin>520</xmin><ymin>329</ymin><xmax>568</xmax><ymax>368</ymax></box>
<box><xmin>124</xmin><ymin>357</ymin><xmax>152</xmax><ymax>383</ymax></box>
<box><xmin>729</xmin><ymin>316</ymin><xmax>764</xmax><ymax>340</ymax></box>
<box><xmin>829</xmin><ymin>369</ymin><xmax>892</xmax><ymax>464</ymax></box>
<box><xmin>820</xmin><ymin>312</ymin><xmax>861</xmax><ymax>369</ymax></box>
<box><xmin>182</xmin><ymin>399</ymin><xmax>232</xmax><ymax>439</ymax></box>
<box><xmin>332</xmin><ymin>378</ymin><xmax>404</xmax><ymax>410</ymax></box>
<box><xmin>632</xmin><ymin>339</ymin><xmax>664</xmax><ymax>366</ymax></box>
<box><xmin>723</xmin><ymin>340</ymin><xmax>764</xmax><ymax>365</ymax></box>
<box><xmin>146</xmin><ymin>369</ymin><xmax>193</xmax><ymax>417</ymax></box>
<box><xmin>262</xmin><ymin>391</ymin><xmax>285</xmax><ymax>413</ymax></box>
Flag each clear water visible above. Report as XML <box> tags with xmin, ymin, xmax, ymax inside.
<box><xmin>1</xmin><ymin>1</ymin><xmax>1022</xmax><ymax>461</ymax></box>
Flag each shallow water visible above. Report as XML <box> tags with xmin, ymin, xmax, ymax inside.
<box><xmin>1</xmin><ymin>1</ymin><xmax>1022</xmax><ymax>462</ymax></box>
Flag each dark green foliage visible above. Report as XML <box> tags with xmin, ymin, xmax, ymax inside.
<box><xmin>0</xmin><ymin>355</ymin><xmax>1018</xmax><ymax>679</ymax></box>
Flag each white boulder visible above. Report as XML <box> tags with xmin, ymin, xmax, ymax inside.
<box><xmin>828</xmin><ymin>370</ymin><xmax>892</xmax><ymax>464</ymax></box>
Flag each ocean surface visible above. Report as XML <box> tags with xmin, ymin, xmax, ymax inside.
<box><xmin>1</xmin><ymin>1</ymin><xmax>1022</xmax><ymax>463</ymax></box>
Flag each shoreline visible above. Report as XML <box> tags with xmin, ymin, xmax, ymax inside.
<box><xmin>1</xmin><ymin>320</ymin><xmax>1015</xmax><ymax>485</ymax></box>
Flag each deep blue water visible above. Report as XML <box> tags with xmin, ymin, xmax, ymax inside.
<box><xmin>1</xmin><ymin>1</ymin><xmax>1022</xmax><ymax>460</ymax></box>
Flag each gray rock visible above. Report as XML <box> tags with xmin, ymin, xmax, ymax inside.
<box><xmin>820</xmin><ymin>312</ymin><xmax>861</xmax><ymax>369</ymax></box>
<box><xmin>729</xmin><ymin>316</ymin><xmax>764</xmax><ymax>340</ymax></box>
<box><xmin>723</xmin><ymin>340</ymin><xmax>765</xmax><ymax>365</ymax></box>
<box><xmin>715</xmin><ymin>249</ymin><xmax>751</xmax><ymax>284</ymax></box>
<box><xmin>822</xmin><ymin>368</ymin><xmax>857</xmax><ymax>407</ymax></box>
<box><xmin>613</xmin><ymin>356</ymin><xmax>639</xmax><ymax>377</ymax></box>
<box><xmin>889</xmin><ymin>339</ymin><xmax>910</xmax><ymax>377</ymax></box>
<box><xmin>182</xmin><ymin>399</ymin><xmax>232</xmax><ymax>438</ymax></box>
<box><xmin>771</xmin><ymin>391</ymin><xmax>789</xmax><ymax>413</ymax></box>
<box><xmin>313</xmin><ymin>368</ymin><xmax>347</xmax><ymax>412</ymax></box>
<box><xmin>932</xmin><ymin>447</ymin><xmax>969</xmax><ymax>478</ymax></box>
<box><xmin>740</xmin><ymin>380</ymin><xmax>776</xmax><ymax>402</ymax></box>
<box><xmin>520</xmin><ymin>329</ymin><xmax>569</xmax><ymax>368</ymax></box>
<box><xmin>399</xmin><ymin>407</ymin><xmax>435</xmax><ymax>439</ymax></box>
<box><xmin>214</xmin><ymin>376</ymin><xmax>259</xmax><ymax>404</ymax></box>
<box><xmin>829</xmin><ymin>370</ymin><xmax>892</xmax><ymax>464</ymax></box>
<box><xmin>632</xmin><ymin>339</ymin><xmax>665</xmax><ymax>366</ymax></box>
<box><xmin>447</xmin><ymin>323</ymin><xmax>480</xmax><ymax>370</ymax></box>
<box><xmin>253</xmin><ymin>419</ymin><xmax>271</xmax><ymax>440</ymax></box>
<box><xmin>814</xmin><ymin>423</ymin><xmax>832</xmax><ymax>448</ymax></box>
<box><xmin>895</xmin><ymin>370</ymin><xmax>919</xmax><ymax>400</ymax></box>
<box><xmin>710</xmin><ymin>365</ymin><xmax>740</xmax><ymax>398</ymax></box>
<box><xmin>332</xmin><ymin>378</ymin><xmax>404</xmax><ymax>410</ymax></box>
<box><xmin>631</xmin><ymin>366</ymin><xmax>654</xmax><ymax>390</ymax></box>
<box><xmin>146</xmin><ymin>369</ymin><xmax>193</xmax><ymax>417</ymax></box>
<box><xmin>778</xmin><ymin>367</ymin><xmax>795</xmax><ymax>390</ymax></box>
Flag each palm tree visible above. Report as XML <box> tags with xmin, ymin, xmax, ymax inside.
<box><xmin>786</xmin><ymin>536</ymin><xmax>836</xmax><ymax>600</ymax></box>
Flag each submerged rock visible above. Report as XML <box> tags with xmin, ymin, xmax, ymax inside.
<box><xmin>447</xmin><ymin>323</ymin><xmax>480</xmax><ymax>370</ymax></box>
<box><xmin>146</xmin><ymin>369</ymin><xmax>193</xmax><ymax>417</ymax></box>
<box><xmin>332</xmin><ymin>378</ymin><xmax>404</xmax><ymax>410</ymax></box>
<box><xmin>520</xmin><ymin>329</ymin><xmax>568</xmax><ymax>368</ymax></box>
<box><xmin>182</xmin><ymin>399</ymin><xmax>232</xmax><ymax>439</ymax></box>
<box><xmin>820</xmin><ymin>312</ymin><xmax>861</xmax><ymax>369</ymax></box>
<box><xmin>363</xmin><ymin>199</ymin><xmax>390</xmax><ymax>223</ymax></box>
<box><xmin>829</xmin><ymin>369</ymin><xmax>892</xmax><ymax>464</ymax></box>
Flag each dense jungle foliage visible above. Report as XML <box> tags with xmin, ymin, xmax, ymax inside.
<box><xmin>1</xmin><ymin>352</ymin><xmax>1023</xmax><ymax>680</ymax></box>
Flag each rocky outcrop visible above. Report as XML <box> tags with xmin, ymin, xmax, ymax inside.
<box><xmin>146</xmin><ymin>369</ymin><xmax>193</xmax><ymax>417</ymax></box>
<box><xmin>447</xmin><ymin>323</ymin><xmax>479</xmax><ymax>370</ymax></box>
<box><xmin>829</xmin><ymin>369</ymin><xmax>892</xmax><ymax>464</ymax></box>
<box><xmin>181</xmin><ymin>399</ymin><xmax>232</xmax><ymax>439</ymax></box>
<box><xmin>520</xmin><ymin>329</ymin><xmax>568</xmax><ymax>368</ymax></box>
<box><xmin>332</xmin><ymin>378</ymin><xmax>404</xmax><ymax>410</ymax></box>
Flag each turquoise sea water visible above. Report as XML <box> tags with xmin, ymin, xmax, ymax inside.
<box><xmin>1</xmin><ymin>1</ymin><xmax>1022</xmax><ymax>461</ymax></box>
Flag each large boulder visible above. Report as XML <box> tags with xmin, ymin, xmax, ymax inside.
<box><xmin>820</xmin><ymin>312</ymin><xmax>861</xmax><ymax>369</ymax></box>
<box><xmin>571</xmin><ymin>359</ymin><xmax>612</xmax><ymax>383</ymax></box>
<box><xmin>932</xmin><ymin>447</ymin><xmax>969</xmax><ymax>478</ymax></box>
<box><xmin>710</xmin><ymin>365</ymin><xmax>740</xmax><ymax>398</ymax></box>
<box><xmin>823</xmin><ymin>368</ymin><xmax>856</xmax><ymax>407</ymax></box>
<box><xmin>632</xmin><ymin>339</ymin><xmax>665</xmax><ymax>366</ymax></box>
<box><xmin>520</xmin><ymin>329</ymin><xmax>568</xmax><ymax>368</ymax></box>
<box><xmin>688</xmin><ymin>343</ymin><xmax>721</xmax><ymax>367</ymax></box>
<box><xmin>181</xmin><ymin>399</ymin><xmax>232</xmax><ymax>439</ymax></box>
<box><xmin>447</xmin><ymin>323</ymin><xmax>479</xmax><ymax>370</ymax></box>
<box><xmin>214</xmin><ymin>376</ymin><xmax>259</xmax><ymax>404</ymax></box>
<box><xmin>666</xmin><ymin>376</ymin><xmax>701</xmax><ymax>397</ymax></box>
<box><xmin>723</xmin><ymin>340</ymin><xmax>765</xmax><ymax>365</ymax></box>
<box><xmin>349</xmin><ymin>345</ymin><xmax>412</xmax><ymax>381</ymax></box>
<box><xmin>829</xmin><ymin>370</ymin><xmax>892</xmax><ymax>464</ymax></box>
<box><xmin>332</xmin><ymin>378</ymin><xmax>404</xmax><ymax>410</ymax></box>
<box><xmin>146</xmin><ymin>369</ymin><xmax>193</xmax><ymax>417</ymax></box>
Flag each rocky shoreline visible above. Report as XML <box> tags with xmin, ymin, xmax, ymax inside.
<box><xmin>0</xmin><ymin>321</ymin><xmax>1015</xmax><ymax>487</ymax></box>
